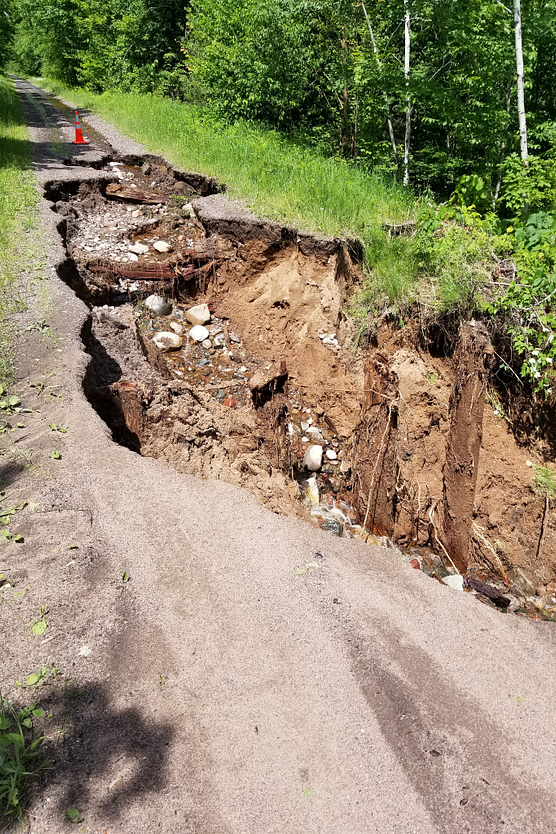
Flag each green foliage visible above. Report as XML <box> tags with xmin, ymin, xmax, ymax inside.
<box><xmin>500</xmin><ymin>154</ymin><xmax>556</xmax><ymax>217</ymax></box>
<box><xmin>532</xmin><ymin>465</ymin><xmax>556</xmax><ymax>500</ymax></box>
<box><xmin>0</xmin><ymin>695</ymin><xmax>45</xmax><ymax>821</ymax></box>
<box><xmin>486</xmin><ymin>212</ymin><xmax>556</xmax><ymax>399</ymax></box>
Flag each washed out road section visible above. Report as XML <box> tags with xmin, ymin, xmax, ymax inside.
<box><xmin>1</xmin><ymin>77</ymin><xmax>555</xmax><ymax>834</ymax></box>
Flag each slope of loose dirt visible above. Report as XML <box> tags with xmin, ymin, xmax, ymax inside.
<box><xmin>1</xmin><ymin>78</ymin><xmax>556</xmax><ymax>834</ymax></box>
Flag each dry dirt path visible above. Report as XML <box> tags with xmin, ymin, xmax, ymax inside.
<box><xmin>1</xmin><ymin>78</ymin><xmax>556</xmax><ymax>834</ymax></box>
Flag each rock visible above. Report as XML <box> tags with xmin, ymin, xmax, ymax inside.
<box><xmin>189</xmin><ymin>325</ymin><xmax>210</xmax><ymax>342</ymax></box>
<box><xmin>340</xmin><ymin>460</ymin><xmax>351</xmax><ymax>474</ymax></box>
<box><xmin>128</xmin><ymin>253</ymin><xmax>138</xmax><ymax>262</ymax></box>
<box><xmin>201</xmin><ymin>339</ymin><xmax>212</xmax><ymax>349</ymax></box>
<box><xmin>144</xmin><ymin>294</ymin><xmax>172</xmax><ymax>316</ymax></box>
<box><xmin>153</xmin><ymin>240</ymin><xmax>171</xmax><ymax>253</ymax></box>
<box><xmin>443</xmin><ymin>574</ymin><xmax>464</xmax><ymax>591</ymax></box>
<box><xmin>129</xmin><ymin>242</ymin><xmax>149</xmax><ymax>255</ymax></box>
<box><xmin>303</xmin><ymin>444</ymin><xmax>323</xmax><ymax>472</ymax></box>
<box><xmin>141</xmin><ymin>161</ymin><xmax>152</xmax><ymax>175</ymax></box>
<box><xmin>325</xmin><ymin>449</ymin><xmax>338</xmax><ymax>461</ymax></box>
<box><xmin>170</xmin><ymin>322</ymin><xmax>183</xmax><ymax>334</ymax></box>
<box><xmin>213</xmin><ymin>336</ymin><xmax>226</xmax><ymax>349</ymax></box>
<box><xmin>152</xmin><ymin>332</ymin><xmax>183</xmax><ymax>351</ymax></box>
<box><xmin>185</xmin><ymin>303</ymin><xmax>211</xmax><ymax>326</ymax></box>
<box><xmin>304</xmin><ymin>476</ymin><xmax>319</xmax><ymax>506</ymax></box>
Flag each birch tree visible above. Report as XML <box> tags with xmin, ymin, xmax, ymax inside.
<box><xmin>403</xmin><ymin>0</ymin><xmax>411</xmax><ymax>186</ymax></box>
<box><xmin>513</xmin><ymin>0</ymin><xmax>528</xmax><ymax>162</ymax></box>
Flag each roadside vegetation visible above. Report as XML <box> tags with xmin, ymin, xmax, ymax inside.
<box><xmin>0</xmin><ymin>694</ymin><xmax>45</xmax><ymax>822</ymax></box>
<box><xmin>0</xmin><ymin>73</ymin><xmax>38</xmax><ymax>387</ymax></box>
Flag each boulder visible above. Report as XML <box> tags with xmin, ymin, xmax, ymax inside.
<box><xmin>144</xmin><ymin>294</ymin><xmax>172</xmax><ymax>316</ymax></box>
<box><xmin>303</xmin><ymin>444</ymin><xmax>323</xmax><ymax>472</ymax></box>
<box><xmin>185</xmin><ymin>303</ymin><xmax>211</xmax><ymax>326</ymax></box>
<box><xmin>152</xmin><ymin>332</ymin><xmax>183</xmax><ymax>351</ymax></box>
<box><xmin>189</xmin><ymin>325</ymin><xmax>210</xmax><ymax>342</ymax></box>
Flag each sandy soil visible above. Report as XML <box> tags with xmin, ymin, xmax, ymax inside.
<box><xmin>1</xmin><ymin>77</ymin><xmax>556</xmax><ymax>834</ymax></box>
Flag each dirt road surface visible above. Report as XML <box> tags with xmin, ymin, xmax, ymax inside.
<box><xmin>1</xmin><ymin>78</ymin><xmax>555</xmax><ymax>834</ymax></box>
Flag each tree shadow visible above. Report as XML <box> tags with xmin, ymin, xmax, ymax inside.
<box><xmin>34</xmin><ymin>681</ymin><xmax>174</xmax><ymax>821</ymax></box>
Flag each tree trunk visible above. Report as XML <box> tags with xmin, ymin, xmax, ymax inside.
<box><xmin>403</xmin><ymin>0</ymin><xmax>412</xmax><ymax>187</ymax></box>
<box><xmin>493</xmin><ymin>75</ymin><xmax>514</xmax><ymax>209</ymax></box>
<box><xmin>360</xmin><ymin>0</ymin><xmax>398</xmax><ymax>164</ymax></box>
<box><xmin>442</xmin><ymin>321</ymin><xmax>494</xmax><ymax>573</ymax></box>
<box><xmin>513</xmin><ymin>0</ymin><xmax>529</xmax><ymax>162</ymax></box>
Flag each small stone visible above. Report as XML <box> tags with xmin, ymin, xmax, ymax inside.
<box><xmin>144</xmin><ymin>294</ymin><xmax>173</xmax><ymax>316</ymax></box>
<box><xmin>128</xmin><ymin>253</ymin><xmax>138</xmax><ymax>262</ymax></box>
<box><xmin>152</xmin><ymin>332</ymin><xmax>183</xmax><ymax>351</ymax></box>
<box><xmin>141</xmin><ymin>161</ymin><xmax>152</xmax><ymax>175</ymax></box>
<box><xmin>325</xmin><ymin>449</ymin><xmax>337</xmax><ymax>461</ymax></box>
<box><xmin>443</xmin><ymin>574</ymin><xmax>464</xmax><ymax>591</ymax></box>
<box><xmin>303</xmin><ymin>444</ymin><xmax>323</xmax><ymax>472</ymax></box>
<box><xmin>153</xmin><ymin>240</ymin><xmax>171</xmax><ymax>253</ymax></box>
<box><xmin>301</xmin><ymin>421</ymin><xmax>309</xmax><ymax>432</ymax></box>
<box><xmin>340</xmin><ymin>460</ymin><xmax>351</xmax><ymax>474</ymax></box>
<box><xmin>301</xmin><ymin>436</ymin><xmax>309</xmax><ymax>443</ymax></box>
<box><xmin>170</xmin><ymin>322</ymin><xmax>183</xmax><ymax>334</ymax></box>
<box><xmin>201</xmin><ymin>339</ymin><xmax>212</xmax><ymax>349</ymax></box>
<box><xmin>304</xmin><ymin>476</ymin><xmax>319</xmax><ymax>506</ymax></box>
<box><xmin>129</xmin><ymin>242</ymin><xmax>149</xmax><ymax>255</ymax></box>
<box><xmin>189</xmin><ymin>325</ymin><xmax>210</xmax><ymax>342</ymax></box>
<box><xmin>223</xmin><ymin>397</ymin><xmax>237</xmax><ymax>408</ymax></box>
<box><xmin>185</xmin><ymin>303</ymin><xmax>211</xmax><ymax>326</ymax></box>
<box><xmin>132</xmin><ymin>209</ymin><xmax>141</xmax><ymax>217</ymax></box>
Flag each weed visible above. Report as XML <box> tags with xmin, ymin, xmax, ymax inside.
<box><xmin>0</xmin><ymin>694</ymin><xmax>45</xmax><ymax>822</ymax></box>
<box><xmin>49</xmin><ymin>450</ymin><xmax>61</xmax><ymax>460</ymax></box>
<box><xmin>48</xmin><ymin>424</ymin><xmax>66</xmax><ymax>433</ymax></box>
<box><xmin>0</xmin><ymin>75</ymin><xmax>39</xmax><ymax>389</ymax></box>
<box><xmin>532</xmin><ymin>465</ymin><xmax>556</xmax><ymax>501</ymax></box>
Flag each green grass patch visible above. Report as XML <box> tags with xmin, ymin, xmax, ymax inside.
<box><xmin>0</xmin><ymin>695</ymin><xmax>45</xmax><ymax>822</ymax></box>
<box><xmin>0</xmin><ymin>74</ymin><xmax>39</xmax><ymax>386</ymax></box>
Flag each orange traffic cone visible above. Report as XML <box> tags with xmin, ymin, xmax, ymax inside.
<box><xmin>72</xmin><ymin>110</ymin><xmax>90</xmax><ymax>145</ymax></box>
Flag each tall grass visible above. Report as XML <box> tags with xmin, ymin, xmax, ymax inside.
<box><xmin>36</xmin><ymin>80</ymin><xmax>414</xmax><ymax>240</ymax></box>
<box><xmin>0</xmin><ymin>74</ymin><xmax>38</xmax><ymax>384</ymax></box>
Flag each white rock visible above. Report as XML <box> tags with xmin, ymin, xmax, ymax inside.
<box><xmin>340</xmin><ymin>460</ymin><xmax>351</xmax><ymax>474</ymax></box>
<box><xmin>152</xmin><ymin>332</ymin><xmax>183</xmax><ymax>351</ymax></box>
<box><xmin>170</xmin><ymin>322</ymin><xmax>183</xmax><ymax>334</ymax></box>
<box><xmin>128</xmin><ymin>253</ymin><xmax>138</xmax><ymax>262</ymax></box>
<box><xmin>443</xmin><ymin>574</ymin><xmax>464</xmax><ymax>591</ymax></box>
<box><xmin>201</xmin><ymin>339</ymin><xmax>212</xmax><ymax>349</ymax></box>
<box><xmin>153</xmin><ymin>240</ymin><xmax>171</xmax><ymax>253</ymax></box>
<box><xmin>129</xmin><ymin>242</ymin><xmax>149</xmax><ymax>255</ymax></box>
<box><xmin>213</xmin><ymin>335</ymin><xmax>226</xmax><ymax>349</ymax></box>
<box><xmin>301</xmin><ymin>421</ymin><xmax>309</xmax><ymax>432</ymax></box>
<box><xmin>301</xmin><ymin>436</ymin><xmax>309</xmax><ymax>443</ymax></box>
<box><xmin>144</xmin><ymin>295</ymin><xmax>173</xmax><ymax>316</ymax></box>
<box><xmin>189</xmin><ymin>325</ymin><xmax>210</xmax><ymax>342</ymax></box>
<box><xmin>325</xmin><ymin>449</ymin><xmax>337</xmax><ymax>461</ymax></box>
<box><xmin>304</xmin><ymin>476</ymin><xmax>319</xmax><ymax>506</ymax></box>
<box><xmin>303</xmin><ymin>444</ymin><xmax>323</xmax><ymax>472</ymax></box>
<box><xmin>132</xmin><ymin>209</ymin><xmax>141</xmax><ymax>217</ymax></box>
<box><xmin>185</xmin><ymin>303</ymin><xmax>211</xmax><ymax>326</ymax></box>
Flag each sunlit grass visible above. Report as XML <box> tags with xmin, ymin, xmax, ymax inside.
<box><xmin>35</xmin><ymin>79</ymin><xmax>414</xmax><ymax>240</ymax></box>
<box><xmin>0</xmin><ymin>74</ymin><xmax>39</xmax><ymax>385</ymax></box>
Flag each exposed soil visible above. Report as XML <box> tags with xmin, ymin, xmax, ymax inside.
<box><xmin>39</xmin><ymin>149</ymin><xmax>556</xmax><ymax>620</ymax></box>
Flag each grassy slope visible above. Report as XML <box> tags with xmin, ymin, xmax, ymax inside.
<box><xmin>0</xmin><ymin>75</ymin><xmax>39</xmax><ymax>384</ymax></box>
<box><xmin>35</xmin><ymin>80</ymin><xmax>414</xmax><ymax>241</ymax></box>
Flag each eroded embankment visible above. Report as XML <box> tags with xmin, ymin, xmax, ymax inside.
<box><xmin>44</xmin><ymin>152</ymin><xmax>556</xmax><ymax>620</ymax></box>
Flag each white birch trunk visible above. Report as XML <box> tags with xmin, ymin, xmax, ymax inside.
<box><xmin>513</xmin><ymin>0</ymin><xmax>529</xmax><ymax>162</ymax></box>
<box><xmin>403</xmin><ymin>0</ymin><xmax>411</xmax><ymax>186</ymax></box>
<box><xmin>360</xmin><ymin>0</ymin><xmax>398</xmax><ymax>164</ymax></box>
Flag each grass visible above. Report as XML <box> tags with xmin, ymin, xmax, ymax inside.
<box><xmin>0</xmin><ymin>74</ymin><xmax>39</xmax><ymax>387</ymax></box>
<box><xmin>34</xmin><ymin>79</ymin><xmax>414</xmax><ymax>239</ymax></box>
<box><xmin>532</xmin><ymin>465</ymin><xmax>556</xmax><ymax>501</ymax></box>
<box><xmin>0</xmin><ymin>695</ymin><xmax>45</xmax><ymax>822</ymax></box>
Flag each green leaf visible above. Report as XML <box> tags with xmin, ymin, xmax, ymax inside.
<box><xmin>32</xmin><ymin>708</ymin><xmax>44</xmax><ymax>718</ymax></box>
<box><xmin>66</xmin><ymin>808</ymin><xmax>81</xmax><ymax>822</ymax></box>
<box><xmin>13</xmin><ymin>534</ymin><xmax>24</xmax><ymax>543</ymax></box>
<box><xmin>49</xmin><ymin>450</ymin><xmax>61</xmax><ymax>460</ymax></box>
<box><xmin>8</xmin><ymin>396</ymin><xmax>20</xmax><ymax>407</ymax></box>
<box><xmin>26</xmin><ymin>673</ymin><xmax>41</xmax><ymax>686</ymax></box>
<box><xmin>31</xmin><ymin>620</ymin><xmax>47</xmax><ymax>637</ymax></box>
